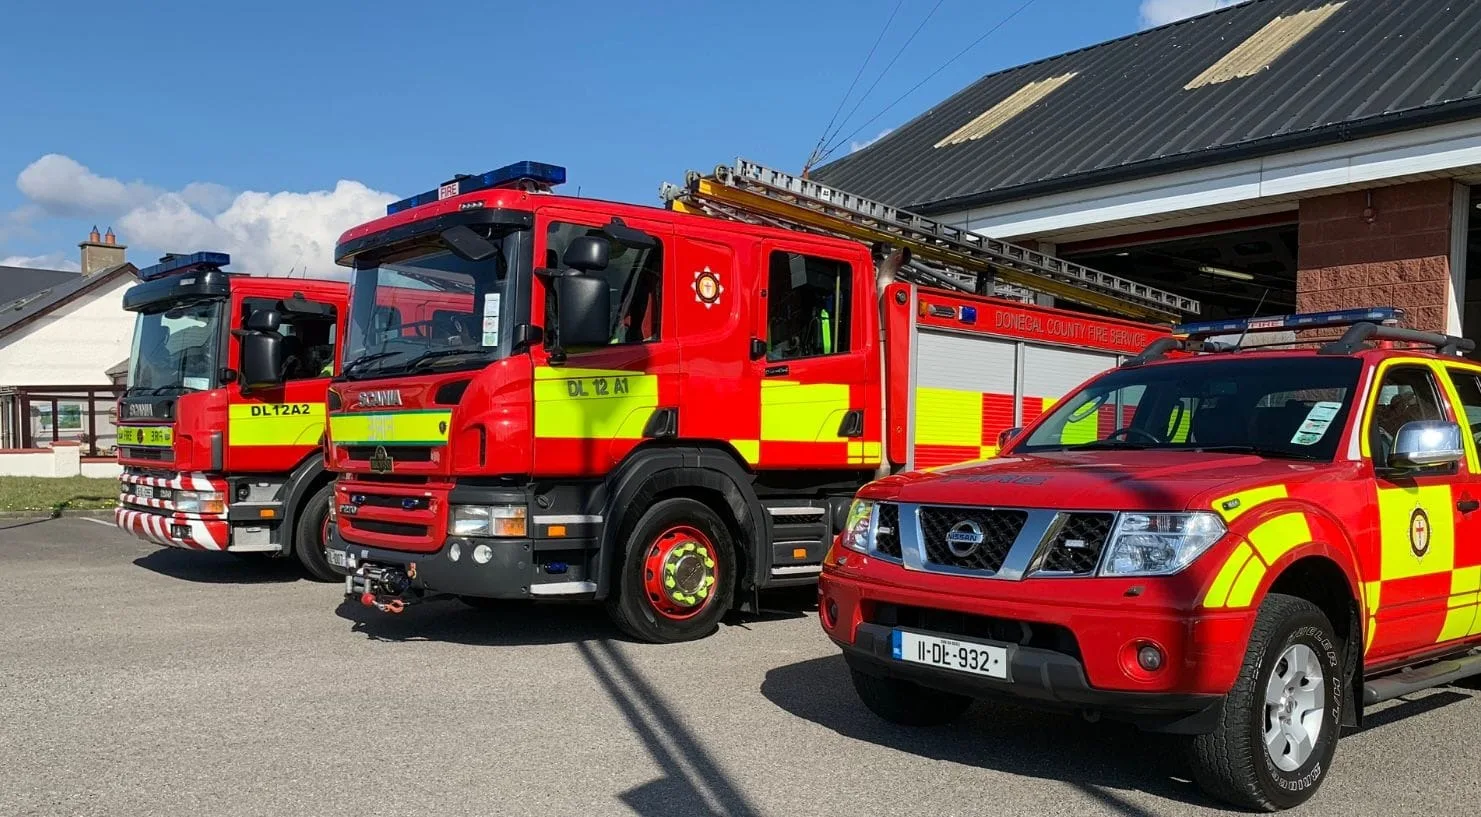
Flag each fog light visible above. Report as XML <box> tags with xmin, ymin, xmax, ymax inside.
<box><xmin>449</xmin><ymin>542</ymin><xmax>462</xmax><ymax>562</ymax></box>
<box><xmin>473</xmin><ymin>544</ymin><xmax>493</xmax><ymax>564</ymax></box>
<box><xmin>1137</xmin><ymin>644</ymin><xmax>1165</xmax><ymax>672</ymax></box>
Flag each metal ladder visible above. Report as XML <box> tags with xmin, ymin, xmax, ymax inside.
<box><xmin>661</xmin><ymin>158</ymin><xmax>1199</xmax><ymax>322</ymax></box>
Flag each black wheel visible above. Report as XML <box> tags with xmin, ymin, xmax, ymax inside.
<box><xmin>605</xmin><ymin>498</ymin><xmax>736</xmax><ymax>644</ymax></box>
<box><xmin>1190</xmin><ymin>593</ymin><xmax>1345</xmax><ymax>811</ymax></box>
<box><xmin>849</xmin><ymin>668</ymin><xmax>972</xmax><ymax>726</ymax></box>
<box><xmin>293</xmin><ymin>483</ymin><xmax>339</xmax><ymax>582</ymax></box>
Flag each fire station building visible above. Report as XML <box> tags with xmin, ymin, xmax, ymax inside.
<box><xmin>814</xmin><ymin>0</ymin><xmax>1481</xmax><ymax>341</ymax></box>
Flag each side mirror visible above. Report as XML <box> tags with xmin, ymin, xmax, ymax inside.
<box><xmin>563</xmin><ymin>236</ymin><xmax>610</xmax><ymax>273</ymax></box>
<box><xmin>240</xmin><ymin>332</ymin><xmax>284</xmax><ymax>390</ymax></box>
<box><xmin>552</xmin><ymin>274</ymin><xmax>611</xmax><ymax>348</ymax></box>
<box><xmin>246</xmin><ymin>308</ymin><xmax>281</xmax><ymax>333</ymax></box>
<box><xmin>998</xmin><ymin>427</ymin><xmax>1023</xmax><ymax>448</ymax></box>
<box><xmin>1389</xmin><ymin>420</ymin><xmax>1464</xmax><ymax>469</ymax></box>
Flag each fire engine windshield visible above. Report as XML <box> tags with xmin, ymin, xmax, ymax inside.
<box><xmin>1016</xmin><ymin>356</ymin><xmax>1365</xmax><ymax>461</ymax></box>
<box><xmin>127</xmin><ymin>300</ymin><xmax>222</xmax><ymax>393</ymax></box>
<box><xmin>342</xmin><ymin>232</ymin><xmax>521</xmax><ymax>380</ymax></box>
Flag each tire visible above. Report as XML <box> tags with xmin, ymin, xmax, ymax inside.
<box><xmin>605</xmin><ymin>498</ymin><xmax>736</xmax><ymax>644</ymax></box>
<box><xmin>1190</xmin><ymin>593</ymin><xmax>1345</xmax><ymax>811</ymax></box>
<box><xmin>293</xmin><ymin>483</ymin><xmax>339</xmax><ymax>582</ymax></box>
<box><xmin>850</xmin><ymin>668</ymin><xmax>973</xmax><ymax>726</ymax></box>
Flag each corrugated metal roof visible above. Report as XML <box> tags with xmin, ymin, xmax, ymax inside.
<box><xmin>811</xmin><ymin>0</ymin><xmax>1481</xmax><ymax>213</ymax></box>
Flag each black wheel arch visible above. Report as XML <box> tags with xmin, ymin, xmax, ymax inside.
<box><xmin>279</xmin><ymin>452</ymin><xmax>333</xmax><ymax>555</ymax></box>
<box><xmin>594</xmin><ymin>444</ymin><xmax>767</xmax><ymax>603</ymax></box>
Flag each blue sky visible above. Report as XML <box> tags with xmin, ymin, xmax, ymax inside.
<box><xmin>0</xmin><ymin>0</ymin><xmax>1236</xmax><ymax>276</ymax></box>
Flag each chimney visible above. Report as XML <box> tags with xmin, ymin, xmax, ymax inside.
<box><xmin>79</xmin><ymin>226</ymin><xmax>126</xmax><ymax>275</ymax></box>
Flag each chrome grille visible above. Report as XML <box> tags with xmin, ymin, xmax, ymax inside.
<box><xmin>874</xmin><ymin>503</ymin><xmax>901</xmax><ymax>558</ymax></box>
<box><xmin>918</xmin><ymin>507</ymin><xmax>1028</xmax><ymax>573</ymax></box>
<box><xmin>1038</xmin><ymin>513</ymin><xmax>1115</xmax><ymax>575</ymax></box>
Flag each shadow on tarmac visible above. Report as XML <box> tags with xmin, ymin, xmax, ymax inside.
<box><xmin>131</xmin><ymin>549</ymin><xmax>305</xmax><ymax>584</ymax></box>
<box><xmin>761</xmin><ymin>654</ymin><xmax>1208</xmax><ymax>815</ymax></box>
<box><xmin>579</xmin><ymin>638</ymin><xmax>764</xmax><ymax>817</ymax></box>
<box><xmin>332</xmin><ymin>585</ymin><xmax>818</xmax><ymax>648</ymax></box>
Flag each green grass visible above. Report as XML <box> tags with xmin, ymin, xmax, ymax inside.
<box><xmin>0</xmin><ymin>476</ymin><xmax>118</xmax><ymax>514</ymax></box>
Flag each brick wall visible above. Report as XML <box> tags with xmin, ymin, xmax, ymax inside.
<box><xmin>1296</xmin><ymin>179</ymin><xmax>1455</xmax><ymax>332</ymax></box>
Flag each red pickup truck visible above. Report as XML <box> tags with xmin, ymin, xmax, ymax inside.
<box><xmin>819</xmin><ymin>308</ymin><xmax>1481</xmax><ymax>811</ymax></box>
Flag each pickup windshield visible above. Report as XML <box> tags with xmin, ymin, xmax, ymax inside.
<box><xmin>1017</xmin><ymin>356</ymin><xmax>1365</xmax><ymax>461</ymax></box>
<box><xmin>127</xmin><ymin>300</ymin><xmax>222</xmax><ymax>393</ymax></box>
<box><xmin>343</xmin><ymin>232</ymin><xmax>522</xmax><ymax>380</ymax></box>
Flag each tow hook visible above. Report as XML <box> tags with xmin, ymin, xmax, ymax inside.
<box><xmin>347</xmin><ymin>562</ymin><xmax>417</xmax><ymax>614</ymax></box>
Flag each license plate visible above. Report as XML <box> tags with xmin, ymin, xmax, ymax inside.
<box><xmin>892</xmin><ymin>630</ymin><xmax>1010</xmax><ymax>680</ymax></box>
<box><xmin>135</xmin><ymin>485</ymin><xmax>155</xmax><ymax>500</ymax></box>
<box><xmin>327</xmin><ymin>549</ymin><xmax>353</xmax><ymax>569</ymax></box>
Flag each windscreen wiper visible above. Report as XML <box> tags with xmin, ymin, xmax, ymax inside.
<box><xmin>406</xmin><ymin>348</ymin><xmax>490</xmax><ymax>372</ymax></box>
<box><xmin>342</xmin><ymin>351</ymin><xmax>404</xmax><ymax>377</ymax></box>
<box><xmin>1191</xmin><ymin>444</ymin><xmax>1321</xmax><ymax>461</ymax></box>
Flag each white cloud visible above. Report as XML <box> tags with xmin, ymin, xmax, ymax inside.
<box><xmin>122</xmin><ymin>181</ymin><xmax>395</xmax><ymax>279</ymax></box>
<box><xmin>16</xmin><ymin>154</ymin><xmax>161</xmax><ymax>217</ymax></box>
<box><xmin>8</xmin><ymin>154</ymin><xmax>396</xmax><ymax>280</ymax></box>
<box><xmin>1</xmin><ymin>252</ymin><xmax>80</xmax><ymax>272</ymax></box>
<box><xmin>1139</xmin><ymin>0</ymin><xmax>1246</xmax><ymax>27</ymax></box>
<box><xmin>850</xmin><ymin>128</ymin><xmax>895</xmax><ymax>154</ymax></box>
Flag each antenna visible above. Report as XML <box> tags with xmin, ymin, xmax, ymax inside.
<box><xmin>1231</xmin><ymin>287</ymin><xmax>1270</xmax><ymax>349</ymax></box>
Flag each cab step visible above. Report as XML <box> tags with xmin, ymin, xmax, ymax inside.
<box><xmin>1363</xmin><ymin>650</ymin><xmax>1481</xmax><ymax>705</ymax></box>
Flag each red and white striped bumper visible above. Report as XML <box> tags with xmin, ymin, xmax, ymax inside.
<box><xmin>115</xmin><ymin>470</ymin><xmax>229</xmax><ymax>551</ymax></box>
<box><xmin>114</xmin><ymin>507</ymin><xmax>230</xmax><ymax>550</ymax></box>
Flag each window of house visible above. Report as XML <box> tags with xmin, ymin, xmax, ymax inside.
<box><xmin>766</xmin><ymin>251</ymin><xmax>851</xmax><ymax>361</ymax></box>
<box><xmin>546</xmin><ymin>222</ymin><xmax>663</xmax><ymax>345</ymax></box>
<box><xmin>242</xmin><ymin>298</ymin><xmax>338</xmax><ymax>381</ymax></box>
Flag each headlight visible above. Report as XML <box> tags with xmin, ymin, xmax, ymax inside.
<box><xmin>1100</xmin><ymin>512</ymin><xmax>1225</xmax><ymax>576</ymax></box>
<box><xmin>449</xmin><ymin>504</ymin><xmax>527</xmax><ymax>537</ymax></box>
<box><xmin>174</xmin><ymin>490</ymin><xmax>225</xmax><ymax>514</ymax></box>
<box><xmin>841</xmin><ymin>499</ymin><xmax>875</xmax><ymax>553</ymax></box>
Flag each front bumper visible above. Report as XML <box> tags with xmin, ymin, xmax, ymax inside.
<box><xmin>839</xmin><ymin>622</ymin><xmax>1222</xmax><ymax>733</ymax></box>
<box><xmin>329</xmin><ymin>528</ymin><xmax>598</xmax><ymax>601</ymax></box>
<box><xmin>819</xmin><ymin>556</ymin><xmax>1256</xmax><ymax>732</ymax></box>
<box><xmin>115</xmin><ymin>470</ymin><xmax>234</xmax><ymax>551</ymax></box>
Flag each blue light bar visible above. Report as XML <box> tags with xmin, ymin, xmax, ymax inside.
<box><xmin>137</xmin><ymin>251</ymin><xmax>231</xmax><ymax>282</ymax></box>
<box><xmin>1174</xmin><ymin>307</ymin><xmax>1402</xmax><ymax>339</ymax></box>
<box><xmin>386</xmin><ymin>161</ymin><xmax>567</xmax><ymax>215</ymax></box>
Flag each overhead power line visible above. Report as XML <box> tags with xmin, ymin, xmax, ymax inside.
<box><xmin>805</xmin><ymin>0</ymin><xmax>905</xmax><ymax>173</ymax></box>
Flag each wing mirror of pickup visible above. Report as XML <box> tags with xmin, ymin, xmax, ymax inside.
<box><xmin>1388</xmin><ymin>420</ymin><xmax>1464</xmax><ymax>469</ymax></box>
<box><xmin>997</xmin><ymin>427</ymin><xmax>1023</xmax><ymax>448</ymax></box>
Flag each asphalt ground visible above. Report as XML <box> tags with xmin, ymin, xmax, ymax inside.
<box><xmin>2</xmin><ymin>515</ymin><xmax>1479</xmax><ymax>817</ymax></box>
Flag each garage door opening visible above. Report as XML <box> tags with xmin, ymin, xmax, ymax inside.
<box><xmin>1058</xmin><ymin>215</ymin><xmax>1298</xmax><ymax>323</ymax></box>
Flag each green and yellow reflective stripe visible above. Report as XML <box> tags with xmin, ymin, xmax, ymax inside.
<box><xmin>761</xmin><ymin>381</ymin><xmax>850</xmax><ymax>442</ymax></box>
<box><xmin>117</xmin><ymin>425</ymin><xmax>173</xmax><ymax>447</ymax></box>
<box><xmin>534</xmin><ymin>365</ymin><xmax>658</xmax><ymax>439</ymax></box>
<box><xmin>329</xmin><ymin>409</ymin><xmax>452</xmax><ymax>446</ymax></box>
<box><xmin>228</xmin><ymin>402</ymin><xmax>325</xmax><ymax>447</ymax></box>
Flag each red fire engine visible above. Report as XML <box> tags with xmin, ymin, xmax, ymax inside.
<box><xmin>115</xmin><ymin>252</ymin><xmax>348</xmax><ymax>580</ymax></box>
<box><xmin>820</xmin><ymin>308</ymin><xmax>1481</xmax><ymax>810</ymax></box>
<box><xmin>325</xmin><ymin>160</ymin><xmax>1197</xmax><ymax>642</ymax></box>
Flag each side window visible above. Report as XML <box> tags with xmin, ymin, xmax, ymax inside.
<box><xmin>1369</xmin><ymin>367</ymin><xmax>1446</xmax><ymax>465</ymax></box>
<box><xmin>546</xmin><ymin>222</ymin><xmax>663</xmax><ymax>345</ymax></box>
<box><xmin>1445</xmin><ymin>368</ymin><xmax>1481</xmax><ymax>445</ymax></box>
<box><xmin>243</xmin><ymin>298</ymin><xmax>339</xmax><ymax>381</ymax></box>
<box><xmin>766</xmin><ymin>251</ymin><xmax>852</xmax><ymax>361</ymax></box>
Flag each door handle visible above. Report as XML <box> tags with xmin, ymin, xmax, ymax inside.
<box><xmin>837</xmin><ymin>409</ymin><xmax>864</xmax><ymax>438</ymax></box>
<box><xmin>1459</xmin><ymin>499</ymin><xmax>1479</xmax><ymax>513</ymax></box>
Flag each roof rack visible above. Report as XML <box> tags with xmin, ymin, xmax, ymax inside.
<box><xmin>1122</xmin><ymin>307</ymin><xmax>1475</xmax><ymax>366</ymax></box>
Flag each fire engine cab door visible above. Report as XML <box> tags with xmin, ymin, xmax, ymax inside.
<box><xmin>532</xmin><ymin>211</ymin><xmax>678</xmax><ymax>478</ymax></box>
<box><xmin>748</xmin><ymin>242</ymin><xmax>877</xmax><ymax>470</ymax></box>
<box><xmin>227</xmin><ymin>294</ymin><xmax>338</xmax><ymax>470</ymax></box>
